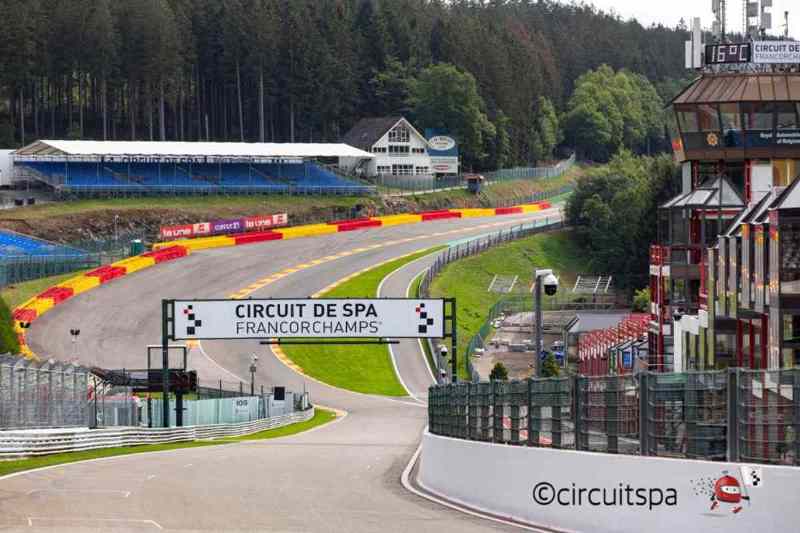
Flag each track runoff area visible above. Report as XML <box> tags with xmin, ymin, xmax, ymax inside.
<box><xmin>4</xmin><ymin>206</ymin><xmax>561</xmax><ymax>532</ymax></box>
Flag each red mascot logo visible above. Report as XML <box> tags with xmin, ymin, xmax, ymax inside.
<box><xmin>710</xmin><ymin>475</ymin><xmax>749</xmax><ymax>514</ymax></box>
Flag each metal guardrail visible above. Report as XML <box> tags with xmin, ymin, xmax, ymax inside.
<box><xmin>0</xmin><ymin>407</ymin><xmax>314</xmax><ymax>458</ymax></box>
<box><xmin>429</xmin><ymin>368</ymin><xmax>800</xmax><ymax>466</ymax></box>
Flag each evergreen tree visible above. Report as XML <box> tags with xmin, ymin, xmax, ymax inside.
<box><xmin>541</xmin><ymin>353</ymin><xmax>561</xmax><ymax>378</ymax></box>
<box><xmin>490</xmin><ymin>362</ymin><xmax>509</xmax><ymax>381</ymax></box>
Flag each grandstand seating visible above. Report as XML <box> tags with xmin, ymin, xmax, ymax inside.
<box><xmin>18</xmin><ymin>160</ymin><xmax>370</xmax><ymax>195</ymax></box>
<box><xmin>0</xmin><ymin>230</ymin><xmax>85</xmax><ymax>258</ymax></box>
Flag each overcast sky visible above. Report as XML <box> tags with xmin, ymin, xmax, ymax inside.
<box><xmin>575</xmin><ymin>0</ymin><xmax>796</xmax><ymax>38</ymax></box>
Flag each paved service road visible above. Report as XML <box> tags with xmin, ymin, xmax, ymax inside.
<box><xmin>0</xmin><ymin>209</ymin><xmax>561</xmax><ymax>532</ymax></box>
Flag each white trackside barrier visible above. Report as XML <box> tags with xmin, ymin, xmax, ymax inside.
<box><xmin>0</xmin><ymin>407</ymin><xmax>314</xmax><ymax>458</ymax></box>
<box><xmin>418</xmin><ymin>430</ymin><xmax>800</xmax><ymax>533</ymax></box>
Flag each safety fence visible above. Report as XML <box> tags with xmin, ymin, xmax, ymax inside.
<box><xmin>375</xmin><ymin>153</ymin><xmax>576</xmax><ymax>194</ymax></box>
<box><xmin>0</xmin><ymin>230</ymin><xmax>151</xmax><ymax>287</ymax></box>
<box><xmin>144</xmin><ymin>390</ymin><xmax>308</xmax><ymax>428</ymax></box>
<box><xmin>0</xmin><ymin>354</ymin><xmax>305</xmax><ymax>431</ymax></box>
<box><xmin>484</xmin><ymin>153</ymin><xmax>577</xmax><ymax>181</ymax></box>
<box><xmin>0</xmin><ymin>356</ymin><xmax>92</xmax><ymax>429</ymax></box>
<box><xmin>428</xmin><ymin>368</ymin><xmax>800</xmax><ymax>466</ymax></box>
<box><xmin>0</xmin><ymin>406</ymin><xmax>314</xmax><ymax>458</ymax></box>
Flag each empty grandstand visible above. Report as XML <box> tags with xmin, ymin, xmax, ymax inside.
<box><xmin>12</xmin><ymin>140</ymin><xmax>376</xmax><ymax>196</ymax></box>
<box><xmin>0</xmin><ymin>230</ymin><xmax>84</xmax><ymax>258</ymax></box>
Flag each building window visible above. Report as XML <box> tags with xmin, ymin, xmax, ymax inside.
<box><xmin>720</xmin><ymin>103</ymin><xmax>741</xmax><ymax>131</ymax></box>
<box><xmin>377</xmin><ymin>166</ymin><xmax>391</xmax><ymax>174</ymax></box>
<box><xmin>697</xmin><ymin>104</ymin><xmax>720</xmax><ymax>132</ymax></box>
<box><xmin>415</xmin><ymin>166</ymin><xmax>429</xmax><ymax>175</ymax></box>
<box><xmin>391</xmin><ymin>164</ymin><xmax>413</xmax><ymax>176</ymax></box>
<box><xmin>677</xmin><ymin>109</ymin><xmax>700</xmax><ymax>133</ymax></box>
<box><xmin>388</xmin><ymin>145</ymin><xmax>410</xmax><ymax>156</ymax></box>
<box><xmin>388</xmin><ymin>125</ymin><xmax>410</xmax><ymax>143</ymax></box>
<box><xmin>742</xmin><ymin>102</ymin><xmax>775</xmax><ymax>131</ymax></box>
<box><xmin>776</xmin><ymin>103</ymin><xmax>800</xmax><ymax>130</ymax></box>
<box><xmin>412</xmin><ymin>147</ymin><xmax>426</xmax><ymax>154</ymax></box>
<box><xmin>372</xmin><ymin>146</ymin><xmax>387</xmax><ymax>153</ymax></box>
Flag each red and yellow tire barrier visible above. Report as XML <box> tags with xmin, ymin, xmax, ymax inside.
<box><xmin>12</xmin><ymin>198</ymin><xmax>557</xmax><ymax>359</ymax></box>
<box><xmin>111</xmin><ymin>255</ymin><xmax>157</xmax><ymax>274</ymax></box>
<box><xmin>86</xmin><ymin>265</ymin><xmax>128</xmax><ymax>284</ymax></box>
<box><xmin>420</xmin><ymin>209</ymin><xmax>462</xmax><ymax>221</ymax></box>
<box><xmin>453</xmin><ymin>208</ymin><xmax>496</xmax><ymax>218</ymax></box>
<box><xmin>370</xmin><ymin>214</ymin><xmax>423</xmax><ymax>226</ymax></box>
<box><xmin>12</xmin><ymin>244</ymin><xmax>191</xmax><ymax>359</ymax></box>
<box><xmin>233</xmin><ymin>231</ymin><xmax>283</xmax><ymax>245</ymax></box>
<box><xmin>277</xmin><ymin>223</ymin><xmax>338</xmax><ymax>240</ymax></box>
<box><xmin>142</xmin><ymin>245</ymin><xmax>189</xmax><ymax>263</ymax></box>
<box><xmin>495</xmin><ymin>206</ymin><xmax>524</xmax><ymax>216</ymax></box>
<box><xmin>329</xmin><ymin>218</ymin><xmax>382</xmax><ymax>232</ymax></box>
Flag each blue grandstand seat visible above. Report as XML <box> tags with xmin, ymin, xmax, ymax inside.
<box><xmin>0</xmin><ymin>230</ymin><xmax>85</xmax><ymax>258</ymax></box>
<box><xmin>18</xmin><ymin>160</ymin><xmax>369</xmax><ymax>195</ymax></box>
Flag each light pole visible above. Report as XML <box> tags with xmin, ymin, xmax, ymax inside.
<box><xmin>533</xmin><ymin>269</ymin><xmax>558</xmax><ymax>376</ymax></box>
<box><xmin>69</xmin><ymin>328</ymin><xmax>81</xmax><ymax>359</ymax></box>
<box><xmin>249</xmin><ymin>354</ymin><xmax>258</xmax><ymax>396</ymax></box>
<box><xmin>439</xmin><ymin>345</ymin><xmax>451</xmax><ymax>383</ymax></box>
<box><xmin>113</xmin><ymin>214</ymin><xmax>119</xmax><ymax>245</ymax></box>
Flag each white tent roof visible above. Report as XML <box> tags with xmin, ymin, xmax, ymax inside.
<box><xmin>14</xmin><ymin>140</ymin><xmax>374</xmax><ymax>159</ymax></box>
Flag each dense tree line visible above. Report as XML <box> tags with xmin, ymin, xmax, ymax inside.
<box><xmin>565</xmin><ymin>151</ymin><xmax>678</xmax><ymax>291</ymax></box>
<box><xmin>564</xmin><ymin>65</ymin><xmax>666</xmax><ymax>161</ymax></box>
<box><xmin>0</xmin><ymin>0</ymin><xmax>689</xmax><ymax>169</ymax></box>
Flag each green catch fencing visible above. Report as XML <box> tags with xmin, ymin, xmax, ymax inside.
<box><xmin>0</xmin><ymin>230</ymin><xmax>150</xmax><ymax>287</ymax></box>
<box><xmin>429</xmin><ymin>368</ymin><xmax>800</xmax><ymax>466</ymax></box>
<box><xmin>375</xmin><ymin>153</ymin><xmax>576</xmax><ymax>194</ymax></box>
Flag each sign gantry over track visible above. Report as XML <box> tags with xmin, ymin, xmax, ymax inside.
<box><xmin>168</xmin><ymin>298</ymin><xmax>447</xmax><ymax>340</ymax></box>
<box><xmin>156</xmin><ymin>298</ymin><xmax>456</xmax><ymax>428</ymax></box>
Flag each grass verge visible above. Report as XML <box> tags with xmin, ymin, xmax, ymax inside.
<box><xmin>280</xmin><ymin>246</ymin><xmax>445</xmax><ymax>396</ymax></box>
<box><xmin>0</xmin><ymin>408</ymin><xmax>336</xmax><ymax>477</ymax></box>
<box><xmin>428</xmin><ymin>230</ymin><xmax>590</xmax><ymax>379</ymax></box>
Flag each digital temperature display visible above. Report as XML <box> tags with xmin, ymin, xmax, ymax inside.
<box><xmin>705</xmin><ymin>43</ymin><xmax>752</xmax><ymax>64</ymax></box>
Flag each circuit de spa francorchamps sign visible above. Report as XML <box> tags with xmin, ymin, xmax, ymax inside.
<box><xmin>167</xmin><ymin>298</ymin><xmax>446</xmax><ymax>340</ymax></box>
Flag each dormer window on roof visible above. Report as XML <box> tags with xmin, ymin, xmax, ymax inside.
<box><xmin>388</xmin><ymin>125</ymin><xmax>409</xmax><ymax>143</ymax></box>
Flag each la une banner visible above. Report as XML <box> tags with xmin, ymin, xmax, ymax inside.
<box><xmin>171</xmin><ymin>298</ymin><xmax>446</xmax><ymax>340</ymax></box>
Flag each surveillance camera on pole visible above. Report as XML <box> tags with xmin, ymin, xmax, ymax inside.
<box><xmin>542</xmin><ymin>272</ymin><xmax>559</xmax><ymax>296</ymax></box>
<box><xmin>533</xmin><ymin>269</ymin><xmax>558</xmax><ymax>376</ymax></box>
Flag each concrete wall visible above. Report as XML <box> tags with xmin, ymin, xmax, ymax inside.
<box><xmin>418</xmin><ymin>431</ymin><xmax>800</xmax><ymax>533</ymax></box>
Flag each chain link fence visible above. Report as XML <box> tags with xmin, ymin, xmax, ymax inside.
<box><xmin>484</xmin><ymin>154</ymin><xmax>577</xmax><ymax>181</ymax></box>
<box><xmin>375</xmin><ymin>154</ymin><xmax>576</xmax><ymax>194</ymax></box>
<box><xmin>430</xmin><ymin>368</ymin><xmax>800</xmax><ymax>466</ymax></box>
<box><xmin>0</xmin><ymin>355</ymin><xmax>92</xmax><ymax>429</ymax></box>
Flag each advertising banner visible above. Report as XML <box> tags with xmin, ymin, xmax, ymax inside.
<box><xmin>192</xmin><ymin>222</ymin><xmax>211</xmax><ymax>236</ymax></box>
<box><xmin>752</xmin><ymin>41</ymin><xmax>800</xmax><ymax>64</ymax></box>
<box><xmin>159</xmin><ymin>213</ymin><xmax>288</xmax><ymax>241</ymax></box>
<box><xmin>160</xmin><ymin>224</ymin><xmax>194</xmax><ymax>240</ymax></box>
<box><xmin>243</xmin><ymin>213</ymin><xmax>289</xmax><ymax>231</ymax></box>
<box><xmin>171</xmin><ymin>298</ymin><xmax>446</xmax><ymax>340</ymax></box>
<box><xmin>211</xmin><ymin>219</ymin><xmax>243</xmax><ymax>235</ymax></box>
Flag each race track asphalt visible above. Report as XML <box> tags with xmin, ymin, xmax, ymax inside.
<box><xmin>0</xmin><ymin>208</ymin><xmax>562</xmax><ymax>532</ymax></box>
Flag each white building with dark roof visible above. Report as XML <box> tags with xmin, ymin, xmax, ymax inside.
<box><xmin>339</xmin><ymin>117</ymin><xmax>459</xmax><ymax>178</ymax></box>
